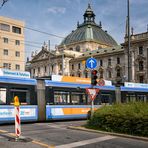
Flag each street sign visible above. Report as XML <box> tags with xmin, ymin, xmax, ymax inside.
<box><xmin>98</xmin><ymin>79</ymin><xmax>105</xmax><ymax>86</ymax></box>
<box><xmin>86</xmin><ymin>58</ymin><xmax>97</xmax><ymax>69</ymax></box>
<box><xmin>86</xmin><ymin>88</ymin><xmax>99</xmax><ymax>101</ymax></box>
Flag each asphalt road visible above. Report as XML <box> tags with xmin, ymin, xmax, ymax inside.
<box><xmin>0</xmin><ymin>120</ymin><xmax>148</xmax><ymax>148</ymax></box>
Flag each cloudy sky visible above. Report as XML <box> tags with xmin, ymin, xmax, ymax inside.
<box><xmin>0</xmin><ymin>0</ymin><xmax>148</xmax><ymax>59</ymax></box>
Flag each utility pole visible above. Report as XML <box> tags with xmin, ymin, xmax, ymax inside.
<box><xmin>127</xmin><ymin>0</ymin><xmax>130</xmax><ymax>82</ymax></box>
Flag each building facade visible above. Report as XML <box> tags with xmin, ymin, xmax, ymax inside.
<box><xmin>27</xmin><ymin>4</ymin><xmax>148</xmax><ymax>84</ymax></box>
<box><xmin>0</xmin><ymin>16</ymin><xmax>25</xmax><ymax>71</ymax></box>
<box><xmin>123</xmin><ymin>31</ymin><xmax>148</xmax><ymax>83</ymax></box>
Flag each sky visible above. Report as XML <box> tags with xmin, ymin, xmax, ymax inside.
<box><xmin>0</xmin><ymin>0</ymin><xmax>148</xmax><ymax>60</ymax></box>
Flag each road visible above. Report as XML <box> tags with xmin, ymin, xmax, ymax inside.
<box><xmin>0</xmin><ymin>120</ymin><xmax>148</xmax><ymax>148</ymax></box>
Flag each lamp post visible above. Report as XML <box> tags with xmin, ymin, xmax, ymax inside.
<box><xmin>127</xmin><ymin>0</ymin><xmax>130</xmax><ymax>82</ymax></box>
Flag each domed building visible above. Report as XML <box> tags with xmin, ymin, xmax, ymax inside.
<box><xmin>27</xmin><ymin>3</ymin><xmax>148</xmax><ymax>84</ymax></box>
<box><xmin>58</xmin><ymin>4</ymin><xmax>118</xmax><ymax>52</ymax></box>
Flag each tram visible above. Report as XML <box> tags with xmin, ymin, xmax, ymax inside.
<box><xmin>0</xmin><ymin>69</ymin><xmax>147</xmax><ymax>123</ymax></box>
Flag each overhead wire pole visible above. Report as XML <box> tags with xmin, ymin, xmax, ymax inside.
<box><xmin>127</xmin><ymin>0</ymin><xmax>130</xmax><ymax>82</ymax></box>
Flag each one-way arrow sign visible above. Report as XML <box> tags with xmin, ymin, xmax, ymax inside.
<box><xmin>86</xmin><ymin>88</ymin><xmax>99</xmax><ymax>101</ymax></box>
<box><xmin>86</xmin><ymin>58</ymin><xmax>97</xmax><ymax>69</ymax></box>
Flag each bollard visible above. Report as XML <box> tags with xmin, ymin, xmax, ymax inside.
<box><xmin>14</xmin><ymin>96</ymin><xmax>21</xmax><ymax>141</ymax></box>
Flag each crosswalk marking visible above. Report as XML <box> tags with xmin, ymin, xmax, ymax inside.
<box><xmin>55</xmin><ymin>135</ymin><xmax>116</xmax><ymax>148</ymax></box>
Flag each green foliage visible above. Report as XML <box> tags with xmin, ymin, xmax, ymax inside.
<box><xmin>87</xmin><ymin>102</ymin><xmax>148</xmax><ymax>137</ymax></box>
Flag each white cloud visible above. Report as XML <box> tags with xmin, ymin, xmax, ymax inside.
<box><xmin>47</xmin><ymin>6</ymin><xmax>66</xmax><ymax>14</ymax></box>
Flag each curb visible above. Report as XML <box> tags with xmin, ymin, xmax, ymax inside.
<box><xmin>68</xmin><ymin>126</ymin><xmax>148</xmax><ymax>142</ymax></box>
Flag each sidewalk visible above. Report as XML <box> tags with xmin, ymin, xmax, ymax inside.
<box><xmin>68</xmin><ymin>126</ymin><xmax>148</xmax><ymax>142</ymax></box>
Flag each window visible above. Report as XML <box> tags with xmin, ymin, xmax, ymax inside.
<box><xmin>108</xmin><ymin>71</ymin><xmax>112</xmax><ymax>78</ymax></box>
<box><xmin>100</xmin><ymin>60</ymin><xmax>103</xmax><ymax>66</ymax></box>
<box><xmin>0</xmin><ymin>88</ymin><xmax>6</xmax><ymax>104</ymax></box>
<box><xmin>44</xmin><ymin>66</ymin><xmax>47</xmax><ymax>72</ymax></box>
<box><xmin>71</xmin><ymin>92</ymin><xmax>86</xmax><ymax>105</ymax></box>
<box><xmin>3</xmin><ymin>63</ymin><xmax>10</xmax><ymax>69</ymax></box>
<box><xmin>15</xmin><ymin>40</ymin><xmax>20</xmax><ymax>45</ymax></box>
<box><xmin>139</xmin><ymin>76</ymin><xmax>144</xmax><ymax>83</ymax></box>
<box><xmin>12</xmin><ymin>26</ymin><xmax>21</xmax><ymax>34</ymax></box>
<box><xmin>108</xmin><ymin>59</ymin><xmax>111</xmax><ymax>66</ymax></box>
<box><xmin>72</xmin><ymin>64</ymin><xmax>74</xmax><ymax>70</ymax></box>
<box><xmin>100</xmin><ymin>71</ymin><xmax>103</xmax><ymax>78</ymax></box>
<box><xmin>54</xmin><ymin>91</ymin><xmax>70</xmax><ymax>105</ymax></box>
<box><xmin>0</xmin><ymin>23</ymin><xmax>10</xmax><ymax>31</ymax></box>
<box><xmin>139</xmin><ymin>61</ymin><xmax>144</xmax><ymax>71</ymax></box>
<box><xmin>76</xmin><ymin>45</ymin><xmax>80</xmax><ymax>52</ymax></box>
<box><xmin>117</xmin><ymin>57</ymin><xmax>120</xmax><ymax>64</ymax></box>
<box><xmin>10</xmin><ymin>88</ymin><xmax>31</xmax><ymax>104</ymax></box>
<box><xmin>51</xmin><ymin>65</ymin><xmax>54</xmax><ymax>71</ymax></box>
<box><xmin>33</xmin><ymin>69</ymin><xmax>35</xmax><ymax>74</ymax></box>
<box><xmin>139</xmin><ymin>46</ymin><xmax>143</xmax><ymax>55</ymax></box>
<box><xmin>117</xmin><ymin>69</ymin><xmax>121</xmax><ymax>77</ymax></box>
<box><xmin>3</xmin><ymin>37</ymin><xmax>8</xmax><ymax>43</ymax></box>
<box><xmin>15</xmin><ymin>64</ymin><xmax>20</xmax><ymax>70</ymax></box>
<box><xmin>38</xmin><ymin>67</ymin><xmax>40</xmax><ymax>73</ymax></box>
<box><xmin>78</xmin><ymin>72</ymin><xmax>81</xmax><ymax>77</ymax></box>
<box><xmin>69</xmin><ymin>48</ymin><xmax>73</xmax><ymax>50</ymax></box>
<box><xmin>59</xmin><ymin>64</ymin><xmax>62</xmax><ymax>71</ymax></box>
<box><xmin>78</xmin><ymin>63</ymin><xmax>81</xmax><ymax>69</ymax></box>
<box><xmin>85</xmin><ymin>72</ymin><xmax>88</xmax><ymax>78</ymax></box>
<box><xmin>3</xmin><ymin>49</ymin><xmax>8</xmax><ymax>55</ymax></box>
<box><xmin>15</xmin><ymin>51</ymin><xmax>20</xmax><ymax>57</ymax></box>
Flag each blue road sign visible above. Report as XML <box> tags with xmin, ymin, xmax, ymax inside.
<box><xmin>86</xmin><ymin>58</ymin><xmax>97</xmax><ymax>69</ymax></box>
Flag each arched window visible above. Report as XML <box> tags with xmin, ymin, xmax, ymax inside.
<box><xmin>76</xmin><ymin>45</ymin><xmax>80</xmax><ymax>52</ymax></box>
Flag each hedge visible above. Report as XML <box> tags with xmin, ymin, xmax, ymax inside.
<box><xmin>87</xmin><ymin>102</ymin><xmax>148</xmax><ymax>137</ymax></box>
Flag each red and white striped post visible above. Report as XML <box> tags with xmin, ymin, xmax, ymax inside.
<box><xmin>14</xmin><ymin>96</ymin><xmax>21</xmax><ymax>141</ymax></box>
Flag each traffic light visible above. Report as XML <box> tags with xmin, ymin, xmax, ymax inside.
<box><xmin>91</xmin><ymin>70</ymin><xmax>98</xmax><ymax>85</ymax></box>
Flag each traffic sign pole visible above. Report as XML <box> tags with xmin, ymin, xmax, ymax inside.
<box><xmin>86</xmin><ymin>88</ymin><xmax>99</xmax><ymax>119</ymax></box>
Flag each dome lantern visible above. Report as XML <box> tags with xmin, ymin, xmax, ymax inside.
<box><xmin>83</xmin><ymin>3</ymin><xmax>95</xmax><ymax>23</ymax></box>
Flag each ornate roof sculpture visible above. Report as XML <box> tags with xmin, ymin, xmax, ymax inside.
<box><xmin>60</xmin><ymin>4</ymin><xmax>117</xmax><ymax>47</ymax></box>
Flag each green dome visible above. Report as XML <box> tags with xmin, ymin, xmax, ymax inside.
<box><xmin>60</xmin><ymin>4</ymin><xmax>117</xmax><ymax>47</ymax></box>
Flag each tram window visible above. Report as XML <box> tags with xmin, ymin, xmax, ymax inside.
<box><xmin>101</xmin><ymin>94</ymin><xmax>110</xmax><ymax>104</ymax></box>
<box><xmin>54</xmin><ymin>91</ymin><xmax>70</xmax><ymax>105</ymax></box>
<box><xmin>10</xmin><ymin>88</ymin><xmax>30</xmax><ymax>105</ymax></box>
<box><xmin>137</xmin><ymin>95</ymin><xmax>146</xmax><ymax>102</ymax></box>
<box><xmin>126</xmin><ymin>94</ymin><xmax>136</xmax><ymax>102</ymax></box>
<box><xmin>71</xmin><ymin>92</ymin><xmax>86</xmax><ymax>105</ymax></box>
<box><xmin>0</xmin><ymin>88</ymin><xmax>6</xmax><ymax>104</ymax></box>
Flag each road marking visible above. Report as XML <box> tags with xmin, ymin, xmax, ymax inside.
<box><xmin>55</xmin><ymin>135</ymin><xmax>116</xmax><ymax>148</ymax></box>
<box><xmin>0</xmin><ymin>129</ymin><xmax>7</xmax><ymax>133</ymax></box>
<box><xmin>32</xmin><ymin>140</ymin><xmax>49</xmax><ymax>147</ymax></box>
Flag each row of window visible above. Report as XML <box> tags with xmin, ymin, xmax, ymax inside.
<box><xmin>3</xmin><ymin>49</ymin><xmax>20</xmax><ymax>57</ymax></box>
<box><xmin>0</xmin><ymin>23</ymin><xmax>22</xmax><ymax>34</ymax></box>
<box><xmin>71</xmin><ymin>69</ymin><xmax>121</xmax><ymax>79</ymax></box>
<box><xmin>3</xmin><ymin>63</ymin><xmax>20</xmax><ymax>70</ymax></box>
<box><xmin>3</xmin><ymin>37</ymin><xmax>20</xmax><ymax>45</ymax></box>
<box><xmin>71</xmin><ymin>57</ymin><xmax>121</xmax><ymax>70</ymax></box>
